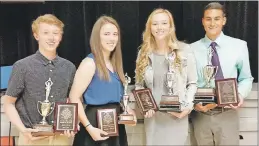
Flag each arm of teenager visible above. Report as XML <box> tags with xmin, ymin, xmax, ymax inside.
<box><xmin>184</xmin><ymin>47</ymin><xmax>198</xmax><ymax>112</ymax></box>
<box><xmin>69</xmin><ymin>57</ymin><xmax>109</xmax><ymax>141</ymax></box>
<box><xmin>4</xmin><ymin>96</ymin><xmax>47</xmax><ymax>142</ymax></box>
<box><xmin>3</xmin><ymin>63</ymin><xmax>46</xmax><ymax>141</ymax></box>
<box><xmin>168</xmin><ymin>46</ymin><xmax>198</xmax><ymax>118</ymax></box>
<box><xmin>62</xmin><ymin>64</ymin><xmax>77</xmax><ymax>137</ymax></box>
<box><xmin>231</xmin><ymin>41</ymin><xmax>254</xmax><ymax>108</ymax></box>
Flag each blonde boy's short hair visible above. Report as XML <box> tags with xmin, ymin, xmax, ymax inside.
<box><xmin>31</xmin><ymin>14</ymin><xmax>64</xmax><ymax>34</ymax></box>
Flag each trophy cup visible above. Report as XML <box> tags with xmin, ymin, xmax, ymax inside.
<box><xmin>194</xmin><ymin>48</ymin><xmax>218</xmax><ymax>106</ymax></box>
<box><xmin>159</xmin><ymin>53</ymin><xmax>181</xmax><ymax>112</ymax></box>
<box><xmin>118</xmin><ymin>73</ymin><xmax>136</xmax><ymax>124</ymax></box>
<box><xmin>32</xmin><ymin>78</ymin><xmax>55</xmax><ymax>136</ymax></box>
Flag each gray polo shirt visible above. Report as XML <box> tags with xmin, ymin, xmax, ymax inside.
<box><xmin>6</xmin><ymin>50</ymin><xmax>76</xmax><ymax>128</ymax></box>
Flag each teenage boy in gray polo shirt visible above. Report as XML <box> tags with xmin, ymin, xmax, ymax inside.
<box><xmin>3</xmin><ymin>14</ymin><xmax>76</xmax><ymax>145</ymax></box>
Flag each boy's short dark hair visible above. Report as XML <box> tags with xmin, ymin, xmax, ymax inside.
<box><xmin>204</xmin><ymin>2</ymin><xmax>226</xmax><ymax>17</ymax></box>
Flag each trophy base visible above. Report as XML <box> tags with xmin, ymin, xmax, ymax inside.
<box><xmin>160</xmin><ymin>95</ymin><xmax>179</xmax><ymax>104</ymax></box>
<box><xmin>118</xmin><ymin>114</ymin><xmax>136</xmax><ymax>125</ymax></box>
<box><xmin>194</xmin><ymin>88</ymin><xmax>216</xmax><ymax>103</ymax></box>
<box><xmin>195</xmin><ymin>88</ymin><xmax>215</xmax><ymax>96</ymax></box>
<box><xmin>159</xmin><ymin>105</ymin><xmax>181</xmax><ymax>113</ymax></box>
<box><xmin>159</xmin><ymin>95</ymin><xmax>181</xmax><ymax>112</ymax></box>
<box><xmin>32</xmin><ymin>124</ymin><xmax>54</xmax><ymax>137</ymax></box>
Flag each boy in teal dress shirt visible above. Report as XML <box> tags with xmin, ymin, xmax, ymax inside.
<box><xmin>190</xmin><ymin>2</ymin><xmax>253</xmax><ymax>145</ymax></box>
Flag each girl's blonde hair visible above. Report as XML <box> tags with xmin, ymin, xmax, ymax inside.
<box><xmin>135</xmin><ymin>8</ymin><xmax>182</xmax><ymax>84</ymax></box>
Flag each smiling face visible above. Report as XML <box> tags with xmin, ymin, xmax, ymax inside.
<box><xmin>33</xmin><ymin>22</ymin><xmax>62</xmax><ymax>53</ymax></box>
<box><xmin>100</xmin><ymin>23</ymin><xmax>119</xmax><ymax>53</ymax></box>
<box><xmin>202</xmin><ymin>9</ymin><xmax>226</xmax><ymax>40</ymax></box>
<box><xmin>150</xmin><ymin>12</ymin><xmax>170</xmax><ymax>41</ymax></box>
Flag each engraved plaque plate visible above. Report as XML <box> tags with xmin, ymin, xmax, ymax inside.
<box><xmin>54</xmin><ymin>103</ymin><xmax>78</xmax><ymax>133</ymax></box>
<box><xmin>132</xmin><ymin>88</ymin><xmax>158</xmax><ymax>115</ymax></box>
<box><xmin>97</xmin><ymin>108</ymin><xmax>118</xmax><ymax>137</ymax></box>
<box><xmin>215</xmin><ymin>78</ymin><xmax>239</xmax><ymax>107</ymax></box>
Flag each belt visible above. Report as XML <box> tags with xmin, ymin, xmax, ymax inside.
<box><xmin>201</xmin><ymin>107</ymin><xmax>232</xmax><ymax>116</ymax></box>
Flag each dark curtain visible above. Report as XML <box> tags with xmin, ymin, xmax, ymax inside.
<box><xmin>0</xmin><ymin>1</ymin><xmax>257</xmax><ymax>82</ymax></box>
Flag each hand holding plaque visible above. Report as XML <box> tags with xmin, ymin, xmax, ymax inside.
<box><xmin>160</xmin><ymin>52</ymin><xmax>181</xmax><ymax>112</ymax></box>
<box><xmin>53</xmin><ymin>103</ymin><xmax>78</xmax><ymax>133</ymax></box>
<box><xmin>97</xmin><ymin>108</ymin><xmax>118</xmax><ymax>137</ymax></box>
<box><xmin>132</xmin><ymin>88</ymin><xmax>158</xmax><ymax>115</ymax></box>
<box><xmin>118</xmin><ymin>73</ymin><xmax>136</xmax><ymax>125</ymax></box>
<box><xmin>215</xmin><ymin>78</ymin><xmax>239</xmax><ymax>107</ymax></box>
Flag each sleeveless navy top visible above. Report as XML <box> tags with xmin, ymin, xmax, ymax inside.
<box><xmin>83</xmin><ymin>53</ymin><xmax>124</xmax><ymax>105</ymax></box>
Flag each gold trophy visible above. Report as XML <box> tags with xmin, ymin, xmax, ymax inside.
<box><xmin>159</xmin><ymin>53</ymin><xmax>181</xmax><ymax>112</ymax></box>
<box><xmin>195</xmin><ymin>48</ymin><xmax>218</xmax><ymax>106</ymax></box>
<box><xmin>118</xmin><ymin>73</ymin><xmax>136</xmax><ymax>125</ymax></box>
<box><xmin>32</xmin><ymin>78</ymin><xmax>55</xmax><ymax>136</ymax></box>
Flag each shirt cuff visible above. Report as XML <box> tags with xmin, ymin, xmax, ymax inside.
<box><xmin>181</xmin><ymin>101</ymin><xmax>194</xmax><ymax>111</ymax></box>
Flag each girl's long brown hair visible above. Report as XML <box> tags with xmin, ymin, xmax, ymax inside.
<box><xmin>90</xmin><ymin>16</ymin><xmax>125</xmax><ymax>83</ymax></box>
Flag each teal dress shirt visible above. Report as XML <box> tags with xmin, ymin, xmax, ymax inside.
<box><xmin>191</xmin><ymin>32</ymin><xmax>254</xmax><ymax>98</ymax></box>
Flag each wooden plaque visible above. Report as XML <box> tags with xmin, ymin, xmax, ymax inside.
<box><xmin>54</xmin><ymin>103</ymin><xmax>78</xmax><ymax>133</ymax></box>
<box><xmin>97</xmin><ymin>108</ymin><xmax>118</xmax><ymax>137</ymax></box>
<box><xmin>132</xmin><ymin>88</ymin><xmax>158</xmax><ymax>114</ymax></box>
<box><xmin>215</xmin><ymin>78</ymin><xmax>239</xmax><ymax>107</ymax></box>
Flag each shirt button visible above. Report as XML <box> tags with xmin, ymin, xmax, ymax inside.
<box><xmin>49</xmin><ymin>61</ymin><xmax>52</xmax><ymax>64</ymax></box>
<box><xmin>50</xmin><ymin>70</ymin><xmax>52</xmax><ymax>72</ymax></box>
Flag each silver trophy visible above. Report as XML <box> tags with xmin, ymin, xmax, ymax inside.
<box><xmin>123</xmin><ymin>73</ymin><xmax>131</xmax><ymax>114</ymax></box>
<box><xmin>32</xmin><ymin>78</ymin><xmax>55</xmax><ymax>136</ymax></box>
<box><xmin>203</xmin><ymin>48</ymin><xmax>218</xmax><ymax>87</ymax></box>
<box><xmin>203</xmin><ymin>65</ymin><xmax>218</xmax><ymax>87</ymax></box>
<box><xmin>164</xmin><ymin>53</ymin><xmax>175</xmax><ymax>95</ymax></box>
<box><xmin>118</xmin><ymin>73</ymin><xmax>135</xmax><ymax>124</ymax></box>
<box><xmin>195</xmin><ymin>48</ymin><xmax>218</xmax><ymax>104</ymax></box>
<box><xmin>160</xmin><ymin>52</ymin><xmax>181</xmax><ymax>112</ymax></box>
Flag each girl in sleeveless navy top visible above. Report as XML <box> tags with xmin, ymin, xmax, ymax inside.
<box><xmin>69</xmin><ymin>16</ymin><xmax>136</xmax><ymax>146</ymax></box>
